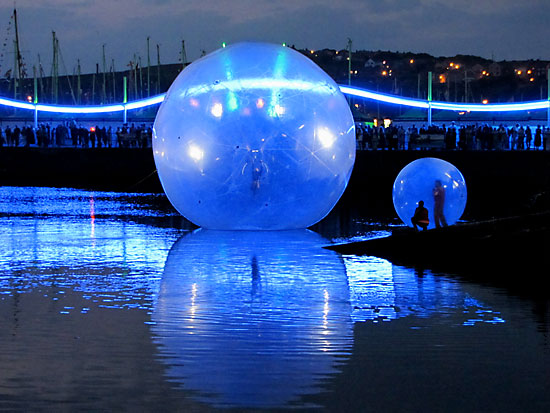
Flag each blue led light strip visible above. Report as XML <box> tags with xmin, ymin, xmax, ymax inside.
<box><xmin>0</xmin><ymin>84</ymin><xmax>549</xmax><ymax>114</ymax></box>
<box><xmin>0</xmin><ymin>94</ymin><xmax>165</xmax><ymax>114</ymax></box>
<box><xmin>339</xmin><ymin>85</ymin><xmax>550</xmax><ymax>112</ymax></box>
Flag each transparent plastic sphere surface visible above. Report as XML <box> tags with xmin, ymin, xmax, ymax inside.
<box><xmin>153</xmin><ymin>42</ymin><xmax>355</xmax><ymax>230</ymax></box>
<box><xmin>393</xmin><ymin>158</ymin><xmax>467</xmax><ymax>229</ymax></box>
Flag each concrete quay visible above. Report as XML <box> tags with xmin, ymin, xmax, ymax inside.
<box><xmin>1</xmin><ymin>148</ymin><xmax>549</xmax><ymax>220</ymax></box>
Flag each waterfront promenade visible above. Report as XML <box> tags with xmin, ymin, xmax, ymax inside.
<box><xmin>1</xmin><ymin>122</ymin><xmax>550</xmax><ymax>151</ymax></box>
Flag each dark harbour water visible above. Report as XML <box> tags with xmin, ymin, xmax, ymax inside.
<box><xmin>0</xmin><ymin>187</ymin><xmax>549</xmax><ymax>411</ymax></box>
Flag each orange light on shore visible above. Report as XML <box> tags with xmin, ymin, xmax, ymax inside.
<box><xmin>90</xmin><ymin>127</ymin><xmax>96</xmax><ymax>132</ymax></box>
<box><xmin>482</xmin><ymin>99</ymin><xmax>489</xmax><ymax>104</ymax></box>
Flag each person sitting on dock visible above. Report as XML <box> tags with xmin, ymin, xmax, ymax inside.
<box><xmin>411</xmin><ymin>200</ymin><xmax>430</xmax><ymax>231</ymax></box>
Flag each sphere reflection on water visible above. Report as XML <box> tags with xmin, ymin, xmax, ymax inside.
<box><xmin>153</xmin><ymin>42</ymin><xmax>356</xmax><ymax>230</ymax></box>
<box><xmin>151</xmin><ymin>229</ymin><xmax>352</xmax><ymax>408</ymax></box>
<box><xmin>392</xmin><ymin>157</ymin><xmax>467</xmax><ymax>229</ymax></box>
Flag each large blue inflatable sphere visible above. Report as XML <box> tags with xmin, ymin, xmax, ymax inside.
<box><xmin>153</xmin><ymin>42</ymin><xmax>355</xmax><ymax>230</ymax></box>
<box><xmin>393</xmin><ymin>158</ymin><xmax>467</xmax><ymax>229</ymax></box>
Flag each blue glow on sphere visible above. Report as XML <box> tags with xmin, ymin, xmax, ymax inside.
<box><xmin>153</xmin><ymin>42</ymin><xmax>355</xmax><ymax>230</ymax></box>
<box><xmin>392</xmin><ymin>158</ymin><xmax>467</xmax><ymax>229</ymax></box>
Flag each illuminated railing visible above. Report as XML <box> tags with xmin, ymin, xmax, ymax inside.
<box><xmin>0</xmin><ymin>94</ymin><xmax>165</xmax><ymax>114</ymax></box>
<box><xmin>339</xmin><ymin>85</ymin><xmax>550</xmax><ymax>112</ymax></box>
<box><xmin>0</xmin><ymin>84</ymin><xmax>549</xmax><ymax>116</ymax></box>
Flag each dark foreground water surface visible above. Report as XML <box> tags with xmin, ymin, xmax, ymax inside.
<box><xmin>0</xmin><ymin>187</ymin><xmax>549</xmax><ymax>411</ymax></box>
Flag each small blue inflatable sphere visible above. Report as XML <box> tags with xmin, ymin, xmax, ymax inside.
<box><xmin>393</xmin><ymin>158</ymin><xmax>467</xmax><ymax>229</ymax></box>
<box><xmin>153</xmin><ymin>42</ymin><xmax>355</xmax><ymax>230</ymax></box>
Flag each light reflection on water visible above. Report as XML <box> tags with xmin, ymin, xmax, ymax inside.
<box><xmin>0</xmin><ymin>187</ymin><xmax>181</xmax><ymax>311</ymax></box>
<box><xmin>0</xmin><ymin>186</ymin><xmax>548</xmax><ymax>410</ymax></box>
<box><xmin>346</xmin><ymin>256</ymin><xmax>505</xmax><ymax>326</ymax></box>
<box><xmin>152</xmin><ymin>229</ymin><xmax>353</xmax><ymax>408</ymax></box>
<box><xmin>150</xmin><ymin>230</ymin><xmax>507</xmax><ymax>409</ymax></box>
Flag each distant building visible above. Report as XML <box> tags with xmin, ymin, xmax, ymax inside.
<box><xmin>364</xmin><ymin>58</ymin><xmax>378</xmax><ymax>68</ymax></box>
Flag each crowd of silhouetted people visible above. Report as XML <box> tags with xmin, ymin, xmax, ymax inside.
<box><xmin>1</xmin><ymin>120</ymin><xmax>550</xmax><ymax>151</ymax></box>
<box><xmin>355</xmin><ymin>123</ymin><xmax>550</xmax><ymax>151</ymax></box>
<box><xmin>0</xmin><ymin>122</ymin><xmax>153</xmax><ymax>148</ymax></box>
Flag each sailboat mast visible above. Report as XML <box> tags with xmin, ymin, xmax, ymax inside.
<box><xmin>52</xmin><ymin>31</ymin><xmax>59</xmax><ymax>103</ymax></box>
<box><xmin>147</xmin><ymin>37</ymin><xmax>150</xmax><ymax>97</ymax></box>
<box><xmin>111</xmin><ymin>58</ymin><xmax>116</xmax><ymax>102</ymax></box>
<box><xmin>156</xmin><ymin>44</ymin><xmax>160</xmax><ymax>94</ymax></box>
<box><xmin>77</xmin><ymin>59</ymin><xmax>81</xmax><ymax>104</ymax></box>
<box><xmin>13</xmin><ymin>8</ymin><xmax>24</xmax><ymax>99</ymax></box>
<box><xmin>102</xmin><ymin>44</ymin><xmax>107</xmax><ymax>103</ymax></box>
<box><xmin>13</xmin><ymin>39</ymin><xmax>17</xmax><ymax>99</ymax></box>
<box><xmin>181</xmin><ymin>40</ymin><xmax>187</xmax><ymax>69</ymax></box>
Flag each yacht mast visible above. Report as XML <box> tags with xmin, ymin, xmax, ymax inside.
<box><xmin>13</xmin><ymin>7</ymin><xmax>24</xmax><ymax>99</ymax></box>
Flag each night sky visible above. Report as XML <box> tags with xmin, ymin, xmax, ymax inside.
<box><xmin>1</xmin><ymin>0</ymin><xmax>549</xmax><ymax>74</ymax></box>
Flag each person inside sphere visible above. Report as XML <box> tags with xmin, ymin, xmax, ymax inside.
<box><xmin>411</xmin><ymin>200</ymin><xmax>430</xmax><ymax>231</ymax></box>
<box><xmin>433</xmin><ymin>179</ymin><xmax>448</xmax><ymax>228</ymax></box>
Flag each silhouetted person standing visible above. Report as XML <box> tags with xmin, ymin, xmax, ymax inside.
<box><xmin>433</xmin><ymin>180</ymin><xmax>448</xmax><ymax>228</ymax></box>
<box><xmin>13</xmin><ymin>126</ymin><xmax>21</xmax><ymax>147</ymax></box>
<box><xmin>5</xmin><ymin>126</ymin><xmax>12</xmax><ymax>146</ymax></box>
<box><xmin>535</xmin><ymin>126</ymin><xmax>542</xmax><ymax>150</ymax></box>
